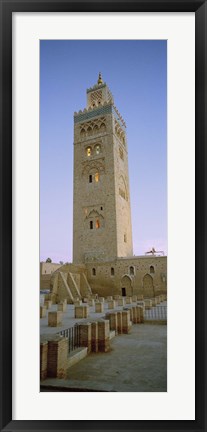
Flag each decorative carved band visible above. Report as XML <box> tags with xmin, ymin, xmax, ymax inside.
<box><xmin>81</xmin><ymin>157</ymin><xmax>105</xmax><ymax>176</ymax></box>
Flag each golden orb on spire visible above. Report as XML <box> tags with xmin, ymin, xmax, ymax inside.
<box><xmin>97</xmin><ymin>72</ymin><xmax>103</xmax><ymax>85</ymax></box>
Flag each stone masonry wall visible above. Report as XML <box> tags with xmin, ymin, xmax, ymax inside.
<box><xmin>86</xmin><ymin>255</ymin><xmax>167</xmax><ymax>298</ymax></box>
<box><xmin>73</xmin><ymin>79</ymin><xmax>133</xmax><ymax>264</ymax></box>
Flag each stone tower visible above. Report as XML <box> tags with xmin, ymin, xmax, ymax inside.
<box><xmin>73</xmin><ymin>73</ymin><xmax>133</xmax><ymax>264</ymax></box>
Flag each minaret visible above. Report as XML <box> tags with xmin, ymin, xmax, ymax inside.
<box><xmin>73</xmin><ymin>73</ymin><xmax>133</xmax><ymax>263</ymax></box>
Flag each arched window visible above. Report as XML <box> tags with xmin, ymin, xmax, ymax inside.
<box><xmin>96</xmin><ymin>219</ymin><xmax>100</xmax><ymax>229</ymax></box>
<box><xmin>111</xmin><ymin>267</ymin><xmax>115</xmax><ymax>276</ymax></box>
<box><xmin>90</xmin><ymin>221</ymin><xmax>93</xmax><ymax>229</ymax></box>
<box><xmin>100</xmin><ymin>122</ymin><xmax>106</xmax><ymax>131</ymax></box>
<box><xmin>92</xmin><ymin>268</ymin><xmax>96</xmax><ymax>276</ymax></box>
<box><xmin>87</xmin><ymin>126</ymin><xmax>92</xmax><ymax>133</ymax></box>
<box><xmin>129</xmin><ymin>266</ymin><xmax>134</xmax><ymax>276</ymax></box>
<box><xmin>150</xmin><ymin>265</ymin><xmax>155</xmax><ymax>274</ymax></box>
<box><xmin>94</xmin><ymin>172</ymin><xmax>100</xmax><ymax>182</ymax></box>
<box><xmin>89</xmin><ymin>174</ymin><xmax>92</xmax><ymax>183</ymax></box>
<box><xmin>95</xmin><ymin>144</ymin><xmax>101</xmax><ymax>155</ymax></box>
<box><xmin>86</xmin><ymin>147</ymin><xmax>92</xmax><ymax>157</ymax></box>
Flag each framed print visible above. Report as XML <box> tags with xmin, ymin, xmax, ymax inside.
<box><xmin>0</xmin><ymin>1</ymin><xmax>206</xmax><ymax>431</ymax></box>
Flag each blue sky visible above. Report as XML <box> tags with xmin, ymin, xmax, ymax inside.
<box><xmin>40</xmin><ymin>40</ymin><xmax>167</xmax><ymax>263</ymax></box>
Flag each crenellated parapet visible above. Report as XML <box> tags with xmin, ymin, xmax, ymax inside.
<box><xmin>74</xmin><ymin>101</ymin><xmax>126</xmax><ymax>129</ymax></box>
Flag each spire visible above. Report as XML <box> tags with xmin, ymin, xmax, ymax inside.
<box><xmin>97</xmin><ymin>72</ymin><xmax>103</xmax><ymax>85</ymax></box>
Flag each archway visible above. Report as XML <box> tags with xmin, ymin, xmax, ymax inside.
<box><xmin>143</xmin><ymin>274</ymin><xmax>155</xmax><ymax>298</ymax></box>
<box><xmin>121</xmin><ymin>275</ymin><xmax>132</xmax><ymax>297</ymax></box>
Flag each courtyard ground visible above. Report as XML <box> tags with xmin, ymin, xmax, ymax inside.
<box><xmin>40</xmin><ymin>300</ymin><xmax>167</xmax><ymax>335</ymax></box>
<box><xmin>41</xmin><ymin>323</ymin><xmax>167</xmax><ymax>392</ymax></box>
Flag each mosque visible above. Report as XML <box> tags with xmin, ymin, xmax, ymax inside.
<box><xmin>41</xmin><ymin>74</ymin><xmax>167</xmax><ymax>303</ymax></box>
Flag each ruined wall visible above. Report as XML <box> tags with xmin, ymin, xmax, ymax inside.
<box><xmin>40</xmin><ymin>262</ymin><xmax>62</xmax><ymax>275</ymax></box>
<box><xmin>85</xmin><ymin>255</ymin><xmax>167</xmax><ymax>298</ymax></box>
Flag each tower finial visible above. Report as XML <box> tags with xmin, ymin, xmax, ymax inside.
<box><xmin>97</xmin><ymin>72</ymin><xmax>103</xmax><ymax>85</ymax></box>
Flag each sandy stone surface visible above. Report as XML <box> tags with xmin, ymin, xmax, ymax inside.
<box><xmin>41</xmin><ymin>323</ymin><xmax>167</xmax><ymax>392</ymax></box>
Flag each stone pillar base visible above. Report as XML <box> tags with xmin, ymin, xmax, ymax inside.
<box><xmin>117</xmin><ymin>311</ymin><xmax>123</xmax><ymax>334</ymax></box>
<box><xmin>144</xmin><ymin>299</ymin><xmax>153</xmax><ymax>309</ymax></box>
<box><xmin>79</xmin><ymin>322</ymin><xmax>92</xmax><ymax>353</ymax></box>
<box><xmin>40</xmin><ymin>306</ymin><xmax>46</xmax><ymax>318</ymax></box>
<box><xmin>89</xmin><ymin>299</ymin><xmax>95</xmax><ymax>307</ymax></box>
<box><xmin>132</xmin><ymin>306</ymin><xmax>138</xmax><ymax>324</ymax></box>
<box><xmin>98</xmin><ymin>297</ymin><xmax>105</xmax><ymax>303</ymax></box>
<box><xmin>40</xmin><ymin>340</ymin><xmax>48</xmax><ymax>380</ymax></box>
<box><xmin>137</xmin><ymin>301</ymin><xmax>145</xmax><ymax>312</ymax></box>
<box><xmin>44</xmin><ymin>300</ymin><xmax>52</xmax><ymax>309</ymax></box>
<box><xmin>118</xmin><ymin>298</ymin><xmax>125</xmax><ymax>306</ymax></box>
<box><xmin>95</xmin><ymin>302</ymin><xmax>104</xmax><ymax>313</ymax></box>
<box><xmin>91</xmin><ymin>321</ymin><xmax>98</xmax><ymax>353</ymax></box>
<box><xmin>108</xmin><ymin>300</ymin><xmax>116</xmax><ymax>309</ymax></box>
<box><xmin>57</xmin><ymin>302</ymin><xmax>67</xmax><ymax>312</ymax></box>
<box><xmin>75</xmin><ymin>305</ymin><xmax>89</xmax><ymax>318</ymax></box>
<box><xmin>137</xmin><ymin>306</ymin><xmax>144</xmax><ymax>323</ymax></box>
<box><xmin>125</xmin><ymin>297</ymin><xmax>132</xmax><ymax>305</ymax></box>
<box><xmin>105</xmin><ymin>312</ymin><xmax>118</xmax><ymax>334</ymax></box>
<box><xmin>122</xmin><ymin>310</ymin><xmax>131</xmax><ymax>334</ymax></box>
<box><xmin>74</xmin><ymin>300</ymin><xmax>82</xmax><ymax>306</ymax></box>
<box><xmin>47</xmin><ymin>335</ymin><xmax>68</xmax><ymax>379</ymax></box>
<box><xmin>48</xmin><ymin>311</ymin><xmax>62</xmax><ymax>327</ymax></box>
<box><xmin>114</xmin><ymin>295</ymin><xmax>121</xmax><ymax>300</ymax></box>
<box><xmin>98</xmin><ymin>320</ymin><xmax>110</xmax><ymax>352</ymax></box>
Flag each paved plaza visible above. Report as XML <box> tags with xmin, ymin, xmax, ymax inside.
<box><xmin>41</xmin><ymin>322</ymin><xmax>167</xmax><ymax>392</ymax></box>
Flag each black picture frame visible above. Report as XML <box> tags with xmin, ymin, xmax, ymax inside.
<box><xmin>0</xmin><ymin>1</ymin><xmax>206</xmax><ymax>431</ymax></box>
